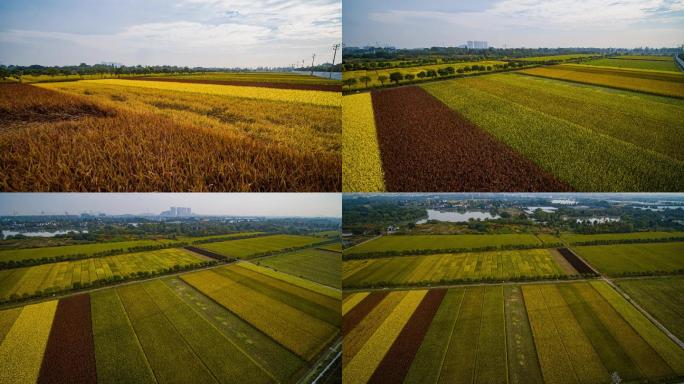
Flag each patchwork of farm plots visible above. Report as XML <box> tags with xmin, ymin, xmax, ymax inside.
<box><xmin>0</xmin><ymin>248</ymin><xmax>208</xmax><ymax>300</ymax></box>
<box><xmin>584</xmin><ymin>56</ymin><xmax>681</xmax><ymax>72</ymax></box>
<box><xmin>573</xmin><ymin>242</ymin><xmax>684</xmax><ymax>276</ymax></box>
<box><xmin>0</xmin><ymin>263</ymin><xmax>342</xmax><ymax>384</ymax></box>
<box><xmin>343</xmin><ymin>66</ymin><xmax>684</xmax><ymax>191</ymax></box>
<box><xmin>342</xmin><ymin>282</ymin><xmax>684</xmax><ymax>384</ymax></box>
<box><xmin>616</xmin><ymin>277</ymin><xmax>684</xmax><ymax>342</ymax></box>
<box><xmin>342</xmin><ymin>61</ymin><xmax>506</xmax><ymax>90</ymax></box>
<box><xmin>0</xmin><ymin>238</ymin><xmax>175</xmax><ymax>263</ymax></box>
<box><xmin>0</xmin><ymin>75</ymin><xmax>341</xmax><ymax>191</ymax></box>
<box><xmin>343</xmin><ymin>249</ymin><xmax>575</xmax><ymax>288</ymax></box>
<box><xmin>345</xmin><ymin>234</ymin><xmax>555</xmax><ymax>256</ymax></box>
<box><xmin>259</xmin><ymin>248</ymin><xmax>341</xmax><ymax>288</ymax></box>
<box><xmin>198</xmin><ymin>234</ymin><xmax>326</xmax><ymax>259</ymax></box>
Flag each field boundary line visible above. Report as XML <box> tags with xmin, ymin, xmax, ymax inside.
<box><xmin>518</xmin><ymin>286</ymin><xmax>545</xmax><ymax>382</ymax></box>
<box><xmin>141</xmin><ymin>283</ymin><xmax>220</xmax><ymax>384</ymax></box>
<box><xmin>502</xmin><ymin>285</ymin><xmax>510</xmax><ymax>384</ymax></box>
<box><xmin>471</xmin><ymin>287</ymin><xmax>486</xmax><ymax>384</ymax></box>
<box><xmin>516</xmin><ymin>71</ymin><xmax>684</xmax><ymax>100</ymax></box>
<box><xmin>343</xmin><ymin>234</ymin><xmax>383</xmax><ymax>251</ymax></box>
<box><xmin>238</xmin><ymin>260</ymin><xmax>342</xmax><ymax>296</ymax></box>
<box><xmin>436</xmin><ymin>288</ymin><xmax>466</xmax><ymax>384</ymax></box>
<box><xmin>539</xmin><ymin>286</ymin><xmax>581</xmax><ymax>384</ymax></box>
<box><xmin>114</xmin><ymin>289</ymin><xmax>159</xmax><ymax>384</ymax></box>
<box><xmin>599</xmin><ymin>278</ymin><xmax>684</xmax><ymax>351</ymax></box>
<box><xmin>160</xmin><ymin>279</ymin><xmax>280</xmax><ymax>383</ymax></box>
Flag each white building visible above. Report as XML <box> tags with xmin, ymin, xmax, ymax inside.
<box><xmin>467</xmin><ymin>41</ymin><xmax>488</xmax><ymax>50</ymax></box>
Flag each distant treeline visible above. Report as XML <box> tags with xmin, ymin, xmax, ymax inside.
<box><xmin>0</xmin><ymin>63</ymin><xmax>324</xmax><ymax>81</ymax></box>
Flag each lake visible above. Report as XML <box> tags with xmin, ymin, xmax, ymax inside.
<box><xmin>292</xmin><ymin>70</ymin><xmax>341</xmax><ymax>80</ymax></box>
<box><xmin>2</xmin><ymin>230</ymin><xmax>88</xmax><ymax>238</ymax></box>
<box><xmin>416</xmin><ymin>209</ymin><xmax>500</xmax><ymax>224</ymax></box>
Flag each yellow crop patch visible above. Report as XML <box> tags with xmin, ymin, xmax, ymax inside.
<box><xmin>76</xmin><ymin>79</ymin><xmax>341</xmax><ymax>107</ymax></box>
<box><xmin>0</xmin><ymin>300</ymin><xmax>58</xmax><ymax>384</ymax></box>
<box><xmin>342</xmin><ymin>94</ymin><xmax>385</xmax><ymax>192</ymax></box>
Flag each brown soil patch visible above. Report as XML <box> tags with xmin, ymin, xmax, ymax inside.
<box><xmin>368</xmin><ymin>289</ymin><xmax>447</xmax><ymax>384</ymax></box>
<box><xmin>122</xmin><ymin>77</ymin><xmax>342</xmax><ymax>92</ymax></box>
<box><xmin>38</xmin><ymin>294</ymin><xmax>97</xmax><ymax>384</ymax></box>
<box><xmin>342</xmin><ymin>292</ymin><xmax>389</xmax><ymax>337</ymax></box>
<box><xmin>184</xmin><ymin>246</ymin><xmax>229</xmax><ymax>261</ymax></box>
<box><xmin>557</xmin><ymin>248</ymin><xmax>595</xmax><ymax>274</ymax></box>
<box><xmin>549</xmin><ymin>248</ymin><xmax>579</xmax><ymax>274</ymax></box>
<box><xmin>371</xmin><ymin>86</ymin><xmax>572</xmax><ymax>191</ymax></box>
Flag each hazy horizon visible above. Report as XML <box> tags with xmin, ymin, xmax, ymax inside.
<box><xmin>0</xmin><ymin>193</ymin><xmax>342</xmax><ymax>217</ymax></box>
<box><xmin>344</xmin><ymin>0</ymin><xmax>684</xmax><ymax>49</ymax></box>
<box><xmin>0</xmin><ymin>0</ymin><xmax>341</xmax><ymax>68</ymax></box>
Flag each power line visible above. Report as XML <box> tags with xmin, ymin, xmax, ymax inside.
<box><xmin>330</xmin><ymin>43</ymin><xmax>340</xmax><ymax>79</ymax></box>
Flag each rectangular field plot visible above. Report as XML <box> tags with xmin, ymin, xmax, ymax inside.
<box><xmin>616</xmin><ymin>277</ymin><xmax>684</xmax><ymax>342</ymax></box>
<box><xmin>0</xmin><ymin>273</ymin><xmax>332</xmax><ymax>384</ymax></box>
<box><xmin>573</xmin><ymin>242</ymin><xmax>684</xmax><ymax>276</ymax></box>
<box><xmin>584</xmin><ymin>57</ymin><xmax>681</xmax><ymax>72</ymax></box>
<box><xmin>258</xmin><ymin>248</ymin><xmax>341</xmax><ymax>288</ymax></box>
<box><xmin>345</xmin><ymin>234</ymin><xmax>547</xmax><ymax>256</ymax></box>
<box><xmin>560</xmin><ymin>231</ymin><xmax>684</xmax><ymax>244</ymax></box>
<box><xmin>0</xmin><ymin>248</ymin><xmax>208</xmax><ymax>300</ymax></box>
<box><xmin>423</xmin><ymin>73</ymin><xmax>684</xmax><ymax>191</ymax></box>
<box><xmin>343</xmin><ymin>282</ymin><xmax>684</xmax><ymax>383</ymax></box>
<box><xmin>0</xmin><ymin>239</ymin><xmax>173</xmax><ymax>264</ymax></box>
<box><xmin>181</xmin><ymin>264</ymin><xmax>340</xmax><ymax>361</ymax></box>
<box><xmin>198</xmin><ymin>234</ymin><xmax>324</xmax><ymax>259</ymax></box>
<box><xmin>343</xmin><ymin>249</ymin><xmax>569</xmax><ymax>288</ymax></box>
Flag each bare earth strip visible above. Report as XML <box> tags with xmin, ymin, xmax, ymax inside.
<box><xmin>370</xmin><ymin>86</ymin><xmax>571</xmax><ymax>191</ymax></box>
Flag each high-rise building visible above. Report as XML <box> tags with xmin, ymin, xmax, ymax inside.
<box><xmin>160</xmin><ymin>206</ymin><xmax>192</xmax><ymax>217</ymax></box>
<box><xmin>467</xmin><ymin>41</ymin><xmax>488</xmax><ymax>49</ymax></box>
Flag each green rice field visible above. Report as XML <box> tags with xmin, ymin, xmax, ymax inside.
<box><xmin>616</xmin><ymin>277</ymin><xmax>684</xmax><ymax>342</ymax></box>
<box><xmin>198</xmin><ymin>234</ymin><xmax>325</xmax><ymax>259</ymax></box>
<box><xmin>0</xmin><ymin>248</ymin><xmax>207</xmax><ymax>300</ymax></box>
<box><xmin>258</xmin><ymin>248</ymin><xmax>341</xmax><ymax>288</ymax></box>
<box><xmin>343</xmin><ymin>281</ymin><xmax>684</xmax><ymax>383</ymax></box>
<box><xmin>584</xmin><ymin>57</ymin><xmax>680</xmax><ymax>72</ymax></box>
<box><xmin>345</xmin><ymin>234</ymin><xmax>551</xmax><ymax>256</ymax></box>
<box><xmin>423</xmin><ymin>72</ymin><xmax>684</xmax><ymax>191</ymax></box>
<box><xmin>0</xmin><ymin>239</ymin><xmax>175</xmax><ymax>263</ymax></box>
<box><xmin>343</xmin><ymin>249</ymin><xmax>570</xmax><ymax>288</ymax></box>
<box><xmin>573</xmin><ymin>242</ymin><xmax>684</xmax><ymax>276</ymax></box>
<box><xmin>560</xmin><ymin>231</ymin><xmax>684</xmax><ymax>244</ymax></box>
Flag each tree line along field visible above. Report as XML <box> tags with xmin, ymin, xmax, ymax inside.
<box><xmin>572</xmin><ymin>242</ymin><xmax>684</xmax><ymax>277</ymax></box>
<box><xmin>345</xmin><ymin>234</ymin><xmax>555</xmax><ymax>256</ymax></box>
<box><xmin>0</xmin><ymin>248</ymin><xmax>210</xmax><ymax>301</ymax></box>
<box><xmin>197</xmin><ymin>234</ymin><xmax>328</xmax><ymax>259</ymax></box>
<box><xmin>342</xmin><ymin>61</ymin><xmax>507</xmax><ymax>90</ymax></box>
<box><xmin>0</xmin><ymin>231</ymin><xmax>266</xmax><ymax>265</ymax></box>
<box><xmin>342</xmin><ymin>282</ymin><xmax>684</xmax><ymax>384</ymax></box>
<box><xmin>0</xmin><ymin>262</ymin><xmax>342</xmax><ymax>384</ymax></box>
<box><xmin>0</xmin><ymin>72</ymin><xmax>341</xmax><ymax>192</ymax></box>
<box><xmin>516</xmin><ymin>53</ymin><xmax>601</xmax><ymax>62</ymax></box>
<box><xmin>342</xmin><ymin>60</ymin><xmax>683</xmax><ymax>192</ymax></box>
<box><xmin>258</xmin><ymin>248</ymin><xmax>341</xmax><ymax>288</ymax></box>
<box><xmin>343</xmin><ymin>249</ymin><xmax>576</xmax><ymax>288</ymax></box>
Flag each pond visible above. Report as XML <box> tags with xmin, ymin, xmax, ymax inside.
<box><xmin>416</xmin><ymin>209</ymin><xmax>500</xmax><ymax>224</ymax></box>
<box><xmin>524</xmin><ymin>206</ymin><xmax>558</xmax><ymax>214</ymax></box>
<box><xmin>2</xmin><ymin>229</ymin><xmax>88</xmax><ymax>238</ymax></box>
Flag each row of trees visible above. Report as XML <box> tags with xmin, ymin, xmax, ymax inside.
<box><xmin>343</xmin><ymin>62</ymin><xmax>530</xmax><ymax>89</ymax></box>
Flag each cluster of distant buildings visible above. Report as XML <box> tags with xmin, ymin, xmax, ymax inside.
<box><xmin>160</xmin><ymin>207</ymin><xmax>192</xmax><ymax>217</ymax></box>
<box><xmin>355</xmin><ymin>40</ymin><xmax>490</xmax><ymax>52</ymax></box>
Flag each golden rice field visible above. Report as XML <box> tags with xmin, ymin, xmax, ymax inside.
<box><xmin>342</xmin><ymin>94</ymin><xmax>385</xmax><ymax>192</ymax></box>
<box><xmin>0</xmin><ymin>78</ymin><xmax>341</xmax><ymax>192</ymax></box>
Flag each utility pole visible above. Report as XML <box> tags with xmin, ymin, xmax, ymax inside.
<box><xmin>330</xmin><ymin>43</ymin><xmax>340</xmax><ymax>79</ymax></box>
<box><xmin>310</xmin><ymin>53</ymin><xmax>316</xmax><ymax>76</ymax></box>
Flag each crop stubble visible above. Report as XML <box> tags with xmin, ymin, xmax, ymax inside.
<box><xmin>370</xmin><ymin>86</ymin><xmax>571</xmax><ymax>191</ymax></box>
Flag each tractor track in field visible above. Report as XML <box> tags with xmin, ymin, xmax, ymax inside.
<box><xmin>370</xmin><ymin>86</ymin><xmax>573</xmax><ymax>192</ymax></box>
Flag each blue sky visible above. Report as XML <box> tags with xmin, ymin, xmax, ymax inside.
<box><xmin>0</xmin><ymin>0</ymin><xmax>341</xmax><ymax>67</ymax></box>
<box><xmin>0</xmin><ymin>193</ymin><xmax>342</xmax><ymax>217</ymax></box>
<box><xmin>343</xmin><ymin>0</ymin><xmax>684</xmax><ymax>48</ymax></box>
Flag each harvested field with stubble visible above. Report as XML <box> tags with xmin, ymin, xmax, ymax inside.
<box><xmin>0</xmin><ymin>80</ymin><xmax>340</xmax><ymax>192</ymax></box>
<box><xmin>370</xmin><ymin>86</ymin><xmax>571</xmax><ymax>191</ymax></box>
<box><xmin>343</xmin><ymin>282</ymin><xmax>684</xmax><ymax>384</ymax></box>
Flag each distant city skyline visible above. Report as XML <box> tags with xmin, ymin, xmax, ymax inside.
<box><xmin>344</xmin><ymin>0</ymin><xmax>684</xmax><ymax>49</ymax></box>
<box><xmin>0</xmin><ymin>193</ymin><xmax>342</xmax><ymax>217</ymax></box>
<box><xmin>0</xmin><ymin>0</ymin><xmax>341</xmax><ymax>67</ymax></box>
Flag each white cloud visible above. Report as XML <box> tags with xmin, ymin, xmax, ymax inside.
<box><xmin>369</xmin><ymin>0</ymin><xmax>684</xmax><ymax>31</ymax></box>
